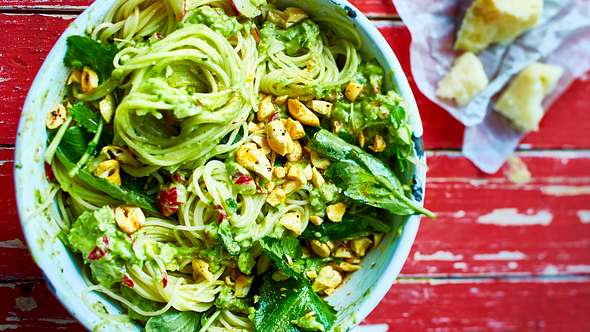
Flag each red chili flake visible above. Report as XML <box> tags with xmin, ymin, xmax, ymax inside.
<box><xmin>234</xmin><ymin>174</ymin><xmax>253</xmax><ymax>185</ymax></box>
<box><xmin>101</xmin><ymin>236</ymin><xmax>110</xmax><ymax>247</ymax></box>
<box><xmin>162</xmin><ymin>271</ymin><xmax>168</xmax><ymax>288</ymax></box>
<box><xmin>87</xmin><ymin>246</ymin><xmax>105</xmax><ymax>260</ymax></box>
<box><xmin>122</xmin><ymin>274</ymin><xmax>134</xmax><ymax>288</ymax></box>
<box><xmin>229</xmin><ymin>1</ymin><xmax>239</xmax><ymax>16</ymax></box>
<box><xmin>172</xmin><ymin>172</ymin><xmax>186</xmax><ymax>184</ymax></box>
<box><xmin>213</xmin><ymin>205</ymin><xmax>227</xmax><ymax>223</ymax></box>
<box><xmin>157</xmin><ymin>183</ymin><xmax>187</xmax><ymax>217</ymax></box>
<box><xmin>44</xmin><ymin>163</ymin><xmax>54</xmax><ymax>182</ymax></box>
<box><xmin>268</xmin><ymin>112</ymin><xmax>280</xmax><ymax>122</ymax></box>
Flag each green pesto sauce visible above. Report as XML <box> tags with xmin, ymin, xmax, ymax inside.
<box><xmin>184</xmin><ymin>6</ymin><xmax>242</xmax><ymax>37</ymax></box>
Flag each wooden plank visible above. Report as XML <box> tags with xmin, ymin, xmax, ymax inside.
<box><xmin>0</xmin><ymin>281</ymin><xmax>82</xmax><ymax>331</ymax></box>
<box><xmin>2</xmin><ymin>147</ymin><xmax>589</xmax><ymax>279</ymax></box>
<box><xmin>0</xmin><ymin>1</ymin><xmax>397</xmax><ymax>16</ymax></box>
<box><xmin>365</xmin><ymin>277</ymin><xmax>590</xmax><ymax>331</ymax></box>
<box><xmin>0</xmin><ymin>278</ymin><xmax>588</xmax><ymax>331</ymax></box>
<box><xmin>2</xmin><ymin>15</ymin><xmax>589</xmax><ymax>149</ymax></box>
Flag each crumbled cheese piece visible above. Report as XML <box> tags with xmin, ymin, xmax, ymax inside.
<box><xmin>436</xmin><ymin>52</ymin><xmax>489</xmax><ymax>106</ymax></box>
<box><xmin>456</xmin><ymin>0</ymin><xmax>543</xmax><ymax>53</ymax></box>
<box><xmin>494</xmin><ymin>63</ymin><xmax>563</xmax><ymax>132</ymax></box>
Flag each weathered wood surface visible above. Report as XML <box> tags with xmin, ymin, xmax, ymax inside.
<box><xmin>0</xmin><ymin>1</ymin><xmax>588</xmax><ymax>331</ymax></box>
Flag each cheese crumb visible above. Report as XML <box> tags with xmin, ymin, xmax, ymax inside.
<box><xmin>456</xmin><ymin>0</ymin><xmax>543</xmax><ymax>53</ymax></box>
<box><xmin>436</xmin><ymin>52</ymin><xmax>489</xmax><ymax>107</ymax></box>
<box><xmin>494</xmin><ymin>62</ymin><xmax>563</xmax><ymax>132</ymax></box>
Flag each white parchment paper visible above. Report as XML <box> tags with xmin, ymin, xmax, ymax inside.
<box><xmin>393</xmin><ymin>0</ymin><xmax>590</xmax><ymax>173</ymax></box>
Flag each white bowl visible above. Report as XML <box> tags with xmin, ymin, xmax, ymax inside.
<box><xmin>14</xmin><ymin>0</ymin><xmax>426</xmax><ymax>330</ymax></box>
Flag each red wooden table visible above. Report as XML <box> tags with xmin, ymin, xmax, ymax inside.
<box><xmin>1</xmin><ymin>1</ymin><xmax>589</xmax><ymax>331</ymax></box>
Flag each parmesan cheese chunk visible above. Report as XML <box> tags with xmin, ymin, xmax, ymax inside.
<box><xmin>456</xmin><ymin>0</ymin><xmax>543</xmax><ymax>53</ymax></box>
<box><xmin>494</xmin><ymin>63</ymin><xmax>563</xmax><ymax>132</ymax></box>
<box><xmin>436</xmin><ymin>52</ymin><xmax>489</xmax><ymax>107</ymax></box>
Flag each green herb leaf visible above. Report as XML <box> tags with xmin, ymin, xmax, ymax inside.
<box><xmin>59</xmin><ymin>126</ymin><xmax>89</xmax><ymax>161</ymax></box>
<box><xmin>259</xmin><ymin>236</ymin><xmax>305</xmax><ymax>280</ymax></box>
<box><xmin>255</xmin><ymin>275</ymin><xmax>336</xmax><ymax>332</ymax></box>
<box><xmin>301</xmin><ymin>214</ymin><xmax>390</xmax><ymax>243</ymax></box>
<box><xmin>145</xmin><ymin>310</ymin><xmax>201</xmax><ymax>332</ymax></box>
<box><xmin>70</xmin><ymin>102</ymin><xmax>100</xmax><ymax>133</ymax></box>
<box><xmin>64</xmin><ymin>35</ymin><xmax>119</xmax><ymax>82</ymax></box>
<box><xmin>310</xmin><ymin>130</ymin><xmax>434</xmax><ymax>218</ymax></box>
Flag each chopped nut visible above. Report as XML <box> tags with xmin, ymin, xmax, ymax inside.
<box><xmin>279</xmin><ymin>212</ymin><xmax>304</xmax><ymax>235</ymax></box>
<box><xmin>263</xmin><ymin>180</ymin><xmax>276</xmax><ymax>192</ymax></box>
<box><xmin>306</xmin><ymin>269</ymin><xmax>318</xmax><ymax>279</ymax></box>
<box><xmin>350</xmin><ymin>237</ymin><xmax>373</xmax><ymax>257</ymax></box>
<box><xmin>333</xmin><ymin>120</ymin><xmax>343</xmax><ymax>133</ymax></box>
<box><xmin>284</xmin><ymin>118</ymin><xmax>306</xmax><ymax>140</ymax></box>
<box><xmin>287</xmin><ymin>163</ymin><xmax>307</xmax><ymax>184</ymax></box>
<box><xmin>334</xmin><ymin>245</ymin><xmax>353</xmax><ymax>259</ymax></box>
<box><xmin>67</xmin><ymin>70</ymin><xmax>81</xmax><ymax>85</ymax></box>
<box><xmin>114</xmin><ymin>205</ymin><xmax>145</xmax><ymax>234</ymax></box>
<box><xmin>266</xmin><ymin>120</ymin><xmax>295</xmax><ymax>156</ymax></box>
<box><xmin>310</xmin><ymin>215</ymin><xmax>323</xmax><ymax>226</ymax></box>
<box><xmin>344</xmin><ymin>81</ymin><xmax>364</xmax><ymax>102</ymax></box>
<box><xmin>309</xmin><ymin>100</ymin><xmax>333</xmax><ymax>116</ymax></box>
<box><xmin>346</xmin><ymin>257</ymin><xmax>362</xmax><ymax>265</ymax></box>
<box><xmin>192</xmin><ymin>259</ymin><xmax>214</xmax><ymax>282</ymax></box>
<box><xmin>283</xmin><ymin>7</ymin><xmax>309</xmax><ymax>28</ymax></box>
<box><xmin>101</xmin><ymin>146</ymin><xmax>141</xmax><ymax>167</ymax></box>
<box><xmin>312</xmin><ymin>266</ymin><xmax>342</xmax><ymax>292</ymax></box>
<box><xmin>338</xmin><ymin>261</ymin><xmax>360</xmax><ymax>272</ymax></box>
<box><xmin>358</xmin><ymin>130</ymin><xmax>366</xmax><ymax>148</ymax></box>
<box><xmin>282</xmin><ymin>180</ymin><xmax>301</xmax><ymax>194</ymax></box>
<box><xmin>99</xmin><ymin>95</ymin><xmax>115</xmax><ymax>123</ymax></box>
<box><xmin>310</xmin><ymin>151</ymin><xmax>331</xmax><ymax>169</ymax></box>
<box><xmin>273</xmin><ymin>166</ymin><xmax>286</xmax><ymax>179</ymax></box>
<box><xmin>311</xmin><ymin>167</ymin><xmax>325</xmax><ymax>188</ymax></box>
<box><xmin>46</xmin><ymin>104</ymin><xmax>67</xmax><ymax>130</ymax></box>
<box><xmin>235</xmin><ymin>275</ymin><xmax>254</xmax><ymax>298</ymax></box>
<box><xmin>248</xmin><ymin>122</ymin><xmax>259</xmax><ymax>133</ymax></box>
<box><xmin>326</xmin><ymin>202</ymin><xmax>346</xmax><ymax>222</ymax></box>
<box><xmin>236</xmin><ymin>143</ymin><xmax>272</xmax><ymax>179</ymax></box>
<box><xmin>310</xmin><ymin>240</ymin><xmax>331</xmax><ymax>258</ymax></box>
<box><xmin>266</xmin><ymin>187</ymin><xmax>286</xmax><ymax>207</ymax></box>
<box><xmin>93</xmin><ymin>160</ymin><xmax>121</xmax><ymax>186</ymax></box>
<box><xmin>303</xmin><ymin>164</ymin><xmax>313</xmax><ymax>181</ymax></box>
<box><xmin>274</xmin><ymin>95</ymin><xmax>289</xmax><ymax>105</ymax></box>
<box><xmin>81</xmin><ymin>66</ymin><xmax>99</xmax><ymax>93</ymax></box>
<box><xmin>369</xmin><ymin>135</ymin><xmax>386</xmax><ymax>153</ymax></box>
<box><xmin>286</xmin><ymin>140</ymin><xmax>302</xmax><ymax>162</ymax></box>
<box><xmin>252</xmin><ymin>135</ymin><xmax>272</xmax><ymax>154</ymax></box>
<box><xmin>373</xmin><ymin>233</ymin><xmax>384</xmax><ymax>247</ymax></box>
<box><xmin>257</xmin><ymin>95</ymin><xmax>275</xmax><ymax>121</ymax></box>
<box><xmin>288</xmin><ymin>99</ymin><xmax>320</xmax><ymax>126</ymax></box>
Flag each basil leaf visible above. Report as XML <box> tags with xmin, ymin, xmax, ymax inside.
<box><xmin>70</xmin><ymin>102</ymin><xmax>100</xmax><ymax>133</ymax></box>
<box><xmin>255</xmin><ymin>275</ymin><xmax>336</xmax><ymax>332</ymax></box>
<box><xmin>259</xmin><ymin>237</ymin><xmax>304</xmax><ymax>280</ymax></box>
<box><xmin>301</xmin><ymin>214</ymin><xmax>390</xmax><ymax>243</ymax></box>
<box><xmin>64</xmin><ymin>35</ymin><xmax>119</xmax><ymax>82</ymax></box>
<box><xmin>145</xmin><ymin>310</ymin><xmax>201</xmax><ymax>332</ymax></box>
<box><xmin>59</xmin><ymin>126</ymin><xmax>89</xmax><ymax>161</ymax></box>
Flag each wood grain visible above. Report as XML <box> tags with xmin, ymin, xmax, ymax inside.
<box><xmin>1</xmin><ymin>15</ymin><xmax>590</xmax><ymax>150</ymax></box>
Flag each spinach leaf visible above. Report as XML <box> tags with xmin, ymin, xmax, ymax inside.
<box><xmin>59</xmin><ymin>126</ymin><xmax>89</xmax><ymax>161</ymax></box>
<box><xmin>55</xmin><ymin>149</ymin><xmax>158</xmax><ymax>212</ymax></box>
<box><xmin>145</xmin><ymin>310</ymin><xmax>201</xmax><ymax>332</ymax></box>
<box><xmin>70</xmin><ymin>102</ymin><xmax>100</xmax><ymax>133</ymax></box>
<box><xmin>255</xmin><ymin>275</ymin><xmax>336</xmax><ymax>332</ymax></box>
<box><xmin>310</xmin><ymin>130</ymin><xmax>434</xmax><ymax>218</ymax></box>
<box><xmin>64</xmin><ymin>35</ymin><xmax>119</xmax><ymax>82</ymax></box>
<box><xmin>259</xmin><ymin>237</ymin><xmax>305</xmax><ymax>280</ymax></box>
<box><xmin>301</xmin><ymin>214</ymin><xmax>390</xmax><ymax>243</ymax></box>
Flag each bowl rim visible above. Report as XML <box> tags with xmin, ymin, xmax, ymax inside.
<box><xmin>14</xmin><ymin>1</ymin><xmax>425</xmax><ymax>330</ymax></box>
